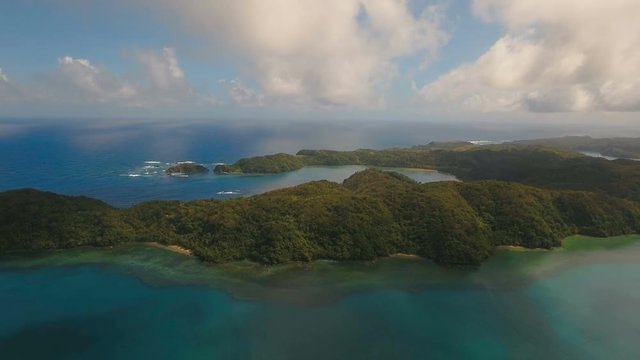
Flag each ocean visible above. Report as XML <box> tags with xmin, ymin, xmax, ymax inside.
<box><xmin>1</xmin><ymin>121</ymin><xmax>640</xmax><ymax>359</ymax></box>
<box><xmin>1</xmin><ymin>238</ymin><xmax>639</xmax><ymax>359</ymax></box>
<box><xmin>0</xmin><ymin>121</ymin><xmax>458</xmax><ymax>207</ymax></box>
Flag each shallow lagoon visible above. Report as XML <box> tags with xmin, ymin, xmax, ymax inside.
<box><xmin>1</xmin><ymin>235</ymin><xmax>639</xmax><ymax>359</ymax></box>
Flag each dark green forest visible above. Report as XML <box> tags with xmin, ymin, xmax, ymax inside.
<box><xmin>166</xmin><ymin>163</ymin><xmax>209</xmax><ymax>175</ymax></box>
<box><xmin>214</xmin><ymin>153</ymin><xmax>306</xmax><ymax>174</ymax></box>
<box><xmin>219</xmin><ymin>143</ymin><xmax>640</xmax><ymax>201</ymax></box>
<box><xmin>514</xmin><ymin>136</ymin><xmax>640</xmax><ymax>159</ymax></box>
<box><xmin>2</xmin><ymin>167</ymin><xmax>639</xmax><ymax>266</ymax></box>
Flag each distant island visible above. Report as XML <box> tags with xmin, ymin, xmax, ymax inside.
<box><xmin>166</xmin><ymin>162</ymin><xmax>209</xmax><ymax>175</ymax></box>
<box><xmin>512</xmin><ymin>136</ymin><xmax>640</xmax><ymax>159</ymax></box>
<box><xmin>214</xmin><ymin>141</ymin><xmax>640</xmax><ymax>202</ymax></box>
<box><xmin>214</xmin><ymin>153</ymin><xmax>306</xmax><ymax>174</ymax></box>
<box><xmin>2</xmin><ymin>140</ymin><xmax>640</xmax><ymax>267</ymax></box>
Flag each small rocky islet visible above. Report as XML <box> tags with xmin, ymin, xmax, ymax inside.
<box><xmin>166</xmin><ymin>162</ymin><xmax>210</xmax><ymax>175</ymax></box>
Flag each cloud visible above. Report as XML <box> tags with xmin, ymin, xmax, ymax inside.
<box><xmin>132</xmin><ymin>47</ymin><xmax>215</xmax><ymax>105</ymax></box>
<box><xmin>219</xmin><ymin>79</ymin><xmax>264</xmax><ymax>107</ymax></box>
<box><xmin>419</xmin><ymin>0</ymin><xmax>640</xmax><ymax>112</ymax></box>
<box><xmin>0</xmin><ymin>68</ymin><xmax>10</xmax><ymax>97</ymax></box>
<box><xmin>53</xmin><ymin>56</ymin><xmax>139</xmax><ymax>104</ymax></box>
<box><xmin>0</xmin><ymin>68</ymin><xmax>23</xmax><ymax>101</ymax></box>
<box><xmin>5</xmin><ymin>47</ymin><xmax>214</xmax><ymax>110</ymax></box>
<box><xmin>153</xmin><ymin>0</ymin><xmax>449</xmax><ymax>107</ymax></box>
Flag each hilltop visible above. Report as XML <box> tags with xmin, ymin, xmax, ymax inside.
<box><xmin>215</xmin><ymin>142</ymin><xmax>640</xmax><ymax>201</ymax></box>
<box><xmin>2</xmin><ymin>168</ymin><xmax>639</xmax><ymax>266</ymax></box>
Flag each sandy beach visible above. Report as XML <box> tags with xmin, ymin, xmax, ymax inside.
<box><xmin>496</xmin><ymin>245</ymin><xmax>550</xmax><ymax>252</ymax></box>
<box><xmin>145</xmin><ymin>242</ymin><xmax>193</xmax><ymax>256</ymax></box>
<box><xmin>389</xmin><ymin>253</ymin><xmax>423</xmax><ymax>259</ymax></box>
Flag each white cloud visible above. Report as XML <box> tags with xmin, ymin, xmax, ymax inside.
<box><xmin>55</xmin><ymin>56</ymin><xmax>139</xmax><ymax>104</ymax></box>
<box><xmin>136</xmin><ymin>48</ymin><xmax>185</xmax><ymax>89</ymax></box>
<box><xmin>0</xmin><ymin>68</ymin><xmax>22</xmax><ymax>101</ymax></box>
<box><xmin>153</xmin><ymin>0</ymin><xmax>448</xmax><ymax>107</ymax></box>
<box><xmin>219</xmin><ymin>79</ymin><xmax>264</xmax><ymax>107</ymax></box>
<box><xmin>420</xmin><ymin>0</ymin><xmax>640</xmax><ymax>112</ymax></box>
<box><xmin>38</xmin><ymin>48</ymin><xmax>214</xmax><ymax>108</ymax></box>
<box><xmin>0</xmin><ymin>68</ymin><xmax>10</xmax><ymax>98</ymax></box>
<box><xmin>133</xmin><ymin>47</ymin><xmax>195</xmax><ymax>103</ymax></box>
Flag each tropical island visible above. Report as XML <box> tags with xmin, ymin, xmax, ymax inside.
<box><xmin>166</xmin><ymin>162</ymin><xmax>209</xmax><ymax>175</ymax></box>
<box><xmin>2</xmin><ymin>141</ymin><xmax>640</xmax><ymax>267</ymax></box>
<box><xmin>215</xmin><ymin>141</ymin><xmax>640</xmax><ymax>201</ymax></box>
<box><xmin>513</xmin><ymin>136</ymin><xmax>640</xmax><ymax>159</ymax></box>
<box><xmin>214</xmin><ymin>153</ymin><xmax>306</xmax><ymax>174</ymax></box>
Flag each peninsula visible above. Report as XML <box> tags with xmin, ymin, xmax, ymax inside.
<box><xmin>214</xmin><ymin>142</ymin><xmax>640</xmax><ymax>201</ymax></box>
<box><xmin>2</xmin><ymin>141</ymin><xmax>640</xmax><ymax>267</ymax></box>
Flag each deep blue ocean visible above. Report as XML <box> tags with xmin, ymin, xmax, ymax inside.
<box><xmin>1</xmin><ymin>120</ymin><xmax>640</xmax><ymax>359</ymax></box>
<box><xmin>0</xmin><ymin>120</ymin><xmax>459</xmax><ymax>207</ymax></box>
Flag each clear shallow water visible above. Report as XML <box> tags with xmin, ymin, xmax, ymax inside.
<box><xmin>1</xmin><ymin>236</ymin><xmax>639</xmax><ymax>359</ymax></box>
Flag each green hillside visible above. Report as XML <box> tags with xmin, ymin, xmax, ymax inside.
<box><xmin>2</xmin><ymin>169</ymin><xmax>639</xmax><ymax>266</ymax></box>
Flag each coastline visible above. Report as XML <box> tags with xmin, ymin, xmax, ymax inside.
<box><xmin>144</xmin><ymin>245</ymin><xmax>423</xmax><ymax>262</ymax></box>
<box><xmin>496</xmin><ymin>245</ymin><xmax>551</xmax><ymax>252</ymax></box>
<box><xmin>496</xmin><ymin>245</ymin><xmax>531</xmax><ymax>251</ymax></box>
<box><xmin>389</xmin><ymin>253</ymin><xmax>423</xmax><ymax>259</ymax></box>
<box><xmin>399</xmin><ymin>167</ymin><xmax>436</xmax><ymax>172</ymax></box>
<box><xmin>145</xmin><ymin>242</ymin><xmax>193</xmax><ymax>256</ymax></box>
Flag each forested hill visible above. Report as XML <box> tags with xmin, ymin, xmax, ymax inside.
<box><xmin>513</xmin><ymin>136</ymin><xmax>640</xmax><ymax>159</ymax></box>
<box><xmin>2</xmin><ymin>169</ymin><xmax>640</xmax><ymax>266</ymax></box>
<box><xmin>215</xmin><ymin>144</ymin><xmax>640</xmax><ymax>202</ymax></box>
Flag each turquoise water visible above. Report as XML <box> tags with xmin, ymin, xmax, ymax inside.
<box><xmin>1</xmin><ymin>238</ymin><xmax>639</xmax><ymax>359</ymax></box>
<box><xmin>2</xmin><ymin>124</ymin><xmax>640</xmax><ymax>358</ymax></box>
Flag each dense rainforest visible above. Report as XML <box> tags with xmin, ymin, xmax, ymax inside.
<box><xmin>216</xmin><ymin>143</ymin><xmax>640</xmax><ymax>202</ymax></box>
<box><xmin>166</xmin><ymin>163</ymin><xmax>209</xmax><ymax>175</ymax></box>
<box><xmin>513</xmin><ymin>136</ymin><xmax>640</xmax><ymax>159</ymax></box>
<box><xmin>2</xmin><ymin>165</ymin><xmax>640</xmax><ymax>266</ymax></box>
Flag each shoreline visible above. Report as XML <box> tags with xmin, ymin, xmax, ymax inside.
<box><xmin>389</xmin><ymin>253</ymin><xmax>423</xmax><ymax>259</ymax></box>
<box><xmin>145</xmin><ymin>242</ymin><xmax>193</xmax><ymax>256</ymax></box>
<box><xmin>496</xmin><ymin>245</ymin><xmax>551</xmax><ymax>252</ymax></box>
<box><xmin>397</xmin><ymin>167</ymin><xmax>436</xmax><ymax>172</ymax></box>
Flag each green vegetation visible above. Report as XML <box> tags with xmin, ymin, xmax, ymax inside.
<box><xmin>214</xmin><ymin>153</ymin><xmax>306</xmax><ymax>174</ymax></box>
<box><xmin>220</xmin><ymin>143</ymin><xmax>640</xmax><ymax>202</ymax></box>
<box><xmin>514</xmin><ymin>136</ymin><xmax>640</xmax><ymax>159</ymax></box>
<box><xmin>0</xmin><ymin>189</ymin><xmax>136</xmax><ymax>251</ymax></box>
<box><xmin>5</xmin><ymin>138</ymin><xmax>640</xmax><ymax>267</ymax></box>
<box><xmin>166</xmin><ymin>163</ymin><xmax>209</xmax><ymax>175</ymax></box>
<box><xmin>2</xmin><ymin>169</ymin><xmax>639</xmax><ymax>266</ymax></box>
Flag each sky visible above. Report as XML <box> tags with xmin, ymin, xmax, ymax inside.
<box><xmin>1</xmin><ymin>0</ymin><xmax>639</xmax><ymax>126</ymax></box>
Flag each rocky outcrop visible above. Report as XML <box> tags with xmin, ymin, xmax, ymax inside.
<box><xmin>166</xmin><ymin>163</ymin><xmax>209</xmax><ymax>175</ymax></box>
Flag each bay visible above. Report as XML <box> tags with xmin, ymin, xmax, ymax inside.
<box><xmin>0</xmin><ymin>123</ymin><xmax>456</xmax><ymax>207</ymax></box>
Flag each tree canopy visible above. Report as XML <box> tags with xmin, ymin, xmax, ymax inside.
<box><xmin>2</xmin><ymin>168</ymin><xmax>639</xmax><ymax>266</ymax></box>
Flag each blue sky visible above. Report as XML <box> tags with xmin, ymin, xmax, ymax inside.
<box><xmin>0</xmin><ymin>0</ymin><xmax>639</xmax><ymax>123</ymax></box>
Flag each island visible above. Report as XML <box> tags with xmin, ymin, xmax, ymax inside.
<box><xmin>214</xmin><ymin>142</ymin><xmax>640</xmax><ymax>201</ymax></box>
<box><xmin>214</xmin><ymin>153</ymin><xmax>306</xmax><ymax>174</ymax></box>
<box><xmin>166</xmin><ymin>162</ymin><xmax>209</xmax><ymax>175</ymax></box>
<box><xmin>2</xmin><ymin>143</ymin><xmax>640</xmax><ymax>267</ymax></box>
<box><xmin>513</xmin><ymin>136</ymin><xmax>640</xmax><ymax>159</ymax></box>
